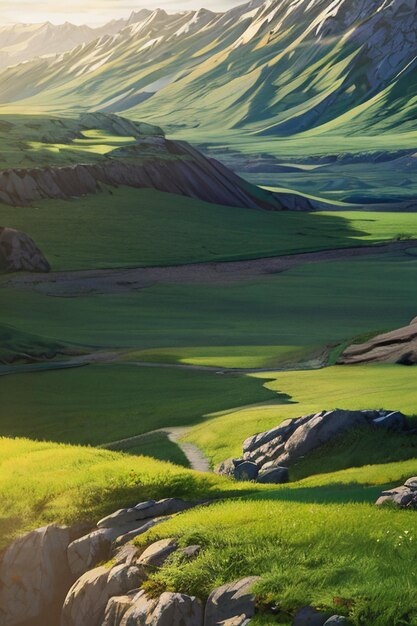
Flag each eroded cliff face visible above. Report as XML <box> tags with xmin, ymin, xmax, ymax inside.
<box><xmin>339</xmin><ymin>317</ymin><xmax>417</xmax><ymax>365</ymax></box>
<box><xmin>0</xmin><ymin>139</ymin><xmax>311</xmax><ymax>211</ymax></box>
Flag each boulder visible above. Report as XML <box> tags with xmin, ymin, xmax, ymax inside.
<box><xmin>61</xmin><ymin>563</ymin><xmax>146</xmax><ymax>626</ymax></box>
<box><xmin>293</xmin><ymin>606</ymin><xmax>330</xmax><ymax>626</ymax></box>
<box><xmin>104</xmin><ymin>590</ymin><xmax>203</xmax><ymax>626</ymax></box>
<box><xmin>180</xmin><ymin>545</ymin><xmax>201</xmax><ymax>560</ymax></box>
<box><xmin>0</xmin><ymin>525</ymin><xmax>72</xmax><ymax>626</ymax></box>
<box><xmin>221</xmin><ymin>617</ymin><xmax>252</xmax><ymax>625</ymax></box>
<box><xmin>137</xmin><ymin>538</ymin><xmax>178</xmax><ymax>569</ymax></box>
<box><xmin>233</xmin><ymin>461</ymin><xmax>259</xmax><ymax>481</ymax></box>
<box><xmin>323</xmin><ymin>617</ymin><xmax>348</xmax><ymax>625</ymax></box>
<box><xmin>216</xmin><ymin>458</ymin><xmax>236</xmax><ymax>477</ymax></box>
<box><xmin>376</xmin><ymin>477</ymin><xmax>417</xmax><ymax>508</ymax></box>
<box><xmin>257</xmin><ymin>467</ymin><xmax>289</xmax><ymax>484</ymax></box>
<box><xmin>372</xmin><ymin>411</ymin><xmax>407</xmax><ymax>431</ymax></box>
<box><xmin>204</xmin><ymin>577</ymin><xmax>260</xmax><ymax>625</ymax></box>
<box><xmin>283</xmin><ymin>409</ymin><xmax>369</xmax><ymax>465</ymax></box>
<box><xmin>97</xmin><ymin>498</ymin><xmax>194</xmax><ymax>529</ymax></box>
<box><xmin>149</xmin><ymin>591</ymin><xmax>203</xmax><ymax>625</ymax></box>
<box><xmin>228</xmin><ymin>409</ymin><xmax>406</xmax><ymax>476</ymax></box>
<box><xmin>0</xmin><ymin>227</ymin><xmax>50</xmax><ymax>273</ymax></box>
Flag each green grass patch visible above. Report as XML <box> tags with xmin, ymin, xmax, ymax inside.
<box><xmin>0</xmin><ymin>436</ymin><xmax>259</xmax><ymax>550</ymax></box>
<box><xmin>108</xmin><ymin>431</ymin><xmax>190</xmax><ymax>468</ymax></box>
<box><xmin>185</xmin><ymin>364</ymin><xmax>417</xmax><ymax>467</ymax></box>
<box><xmin>137</xmin><ymin>496</ymin><xmax>417</xmax><ymax>626</ymax></box>
<box><xmin>0</xmin><ymin>186</ymin><xmax>394</xmax><ymax>271</ymax></box>
<box><xmin>0</xmin><ymin>364</ymin><xmax>274</xmax><ymax>445</ymax></box>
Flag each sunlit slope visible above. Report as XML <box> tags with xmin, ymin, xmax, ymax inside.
<box><xmin>1</xmin><ymin>0</ymin><xmax>417</xmax><ymax>140</ymax></box>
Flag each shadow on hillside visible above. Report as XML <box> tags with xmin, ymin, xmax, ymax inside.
<box><xmin>250</xmin><ymin>482</ymin><xmax>391</xmax><ymax>505</ymax></box>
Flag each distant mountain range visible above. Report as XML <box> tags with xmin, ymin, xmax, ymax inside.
<box><xmin>1</xmin><ymin>0</ymin><xmax>417</xmax><ymax>137</ymax></box>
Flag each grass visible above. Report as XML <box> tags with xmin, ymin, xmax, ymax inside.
<box><xmin>2</xmin><ymin>255</ymin><xmax>417</xmax><ymax>362</ymax></box>
<box><xmin>3</xmin><ymin>187</ymin><xmax>417</xmax><ymax>271</ymax></box>
<box><xmin>135</xmin><ymin>497</ymin><xmax>417</xmax><ymax>626</ymax></box>
<box><xmin>105</xmin><ymin>431</ymin><xmax>190</xmax><ymax>468</ymax></box>
<box><xmin>121</xmin><ymin>345</ymin><xmax>319</xmax><ymax>369</ymax></box>
<box><xmin>184</xmin><ymin>364</ymin><xmax>417</xmax><ymax>467</ymax></box>
<box><xmin>0</xmin><ymin>364</ymin><xmax>274</xmax><ymax>446</ymax></box>
<box><xmin>0</xmin><ymin>323</ymin><xmax>72</xmax><ymax>364</ymax></box>
<box><xmin>0</xmin><ymin>436</ymin><xmax>259</xmax><ymax>550</ymax></box>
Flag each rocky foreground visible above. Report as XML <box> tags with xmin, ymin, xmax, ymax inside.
<box><xmin>339</xmin><ymin>317</ymin><xmax>417</xmax><ymax>365</ymax></box>
<box><xmin>217</xmin><ymin>409</ymin><xmax>407</xmax><ymax>483</ymax></box>
<box><xmin>0</xmin><ymin>497</ymin><xmax>348</xmax><ymax>626</ymax></box>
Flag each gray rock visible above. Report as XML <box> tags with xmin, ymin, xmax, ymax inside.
<box><xmin>180</xmin><ymin>545</ymin><xmax>201</xmax><ymax>560</ymax></box>
<box><xmin>0</xmin><ymin>525</ymin><xmax>72</xmax><ymax>626</ymax></box>
<box><xmin>324</xmin><ymin>617</ymin><xmax>348</xmax><ymax>625</ymax></box>
<box><xmin>103</xmin><ymin>594</ymin><xmax>135</xmax><ymax>626</ymax></box>
<box><xmin>149</xmin><ymin>591</ymin><xmax>203</xmax><ymax>625</ymax></box>
<box><xmin>372</xmin><ymin>411</ymin><xmax>406</xmax><ymax>431</ymax></box>
<box><xmin>233</xmin><ymin>461</ymin><xmax>259</xmax><ymax>481</ymax></box>
<box><xmin>97</xmin><ymin>498</ymin><xmax>194</xmax><ymax>529</ymax></box>
<box><xmin>138</xmin><ymin>538</ymin><xmax>178</xmax><ymax>569</ymax></box>
<box><xmin>376</xmin><ymin>480</ymin><xmax>417</xmax><ymax>508</ymax></box>
<box><xmin>0</xmin><ymin>226</ymin><xmax>50</xmax><ymax>273</ymax></box>
<box><xmin>293</xmin><ymin>606</ymin><xmax>330</xmax><ymax>626</ymax></box>
<box><xmin>283</xmin><ymin>409</ymin><xmax>369</xmax><ymax>465</ymax></box>
<box><xmin>404</xmin><ymin>476</ymin><xmax>417</xmax><ymax>490</ymax></box>
<box><xmin>216</xmin><ymin>458</ymin><xmax>236</xmax><ymax>477</ymax></box>
<box><xmin>257</xmin><ymin>467</ymin><xmax>289</xmax><ymax>484</ymax></box>
<box><xmin>204</xmin><ymin>577</ymin><xmax>260</xmax><ymax>625</ymax></box>
<box><xmin>61</xmin><ymin>563</ymin><xmax>146</xmax><ymax>626</ymax></box>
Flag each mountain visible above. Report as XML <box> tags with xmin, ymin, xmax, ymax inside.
<box><xmin>0</xmin><ymin>0</ymin><xmax>416</xmax><ymax>138</ymax></box>
<box><xmin>0</xmin><ymin>11</ymin><xmax>152</xmax><ymax>69</ymax></box>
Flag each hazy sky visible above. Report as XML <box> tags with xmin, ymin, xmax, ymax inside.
<box><xmin>0</xmin><ymin>0</ymin><xmax>241</xmax><ymax>24</ymax></box>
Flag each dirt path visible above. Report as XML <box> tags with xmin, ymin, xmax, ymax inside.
<box><xmin>102</xmin><ymin>426</ymin><xmax>211</xmax><ymax>473</ymax></box>
<box><xmin>6</xmin><ymin>240</ymin><xmax>417</xmax><ymax>295</ymax></box>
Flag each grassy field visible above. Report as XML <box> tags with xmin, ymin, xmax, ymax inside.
<box><xmin>184</xmin><ymin>364</ymin><xmax>417</xmax><ymax>468</ymax></box>
<box><xmin>0</xmin><ymin>364</ymin><xmax>274</xmax><ymax>445</ymax></box>
<box><xmin>1</xmin><ymin>254</ymin><xmax>417</xmax><ymax>360</ymax></box>
<box><xmin>2</xmin><ymin>187</ymin><xmax>417</xmax><ymax>271</ymax></box>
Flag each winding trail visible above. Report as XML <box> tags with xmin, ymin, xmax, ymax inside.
<box><xmin>6</xmin><ymin>239</ymin><xmax>417</xmax><ymax>295</ymax></box>
<box><xmin>102</xmin><ymin>427</ymin><xmax>211</xmax><ymax>473</ymax></box>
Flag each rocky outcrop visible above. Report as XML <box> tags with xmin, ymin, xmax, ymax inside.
<box><xmin>204</xmin><ymin>577</ymin><xmax>260</xmax><ymax>625</ymax></box>
<box><xmin>0</xmin><ymin>227</ymin><xmax>50</xmax><ymax>273</ymax></box>
<box><xmin>0</xmin><ymin>138</ymin><xmax>308</xmax><ymax>211</ymax></box>
<box><xmin>0</xmin><ymin>498</ymin><xmax>199</xmax><ymax>626</ymax></box>
<box><xmin>339</xmin><ymin>317</ymin><xmax>417</xmax><ymax>365</ymax></box>
<box><xmin>0</xmin><ymin>525</ymin><xmax>76</xmax><ymax>626</ymax></box>
<box><xmin>219</xmin><ymin>409</ymin><xmax>408</xmax><ymax>482</ymax></box>
<box><xmin>376</xmin><ymin>476</ymin><xmax>417</xmax><ymax>508</ymax></box>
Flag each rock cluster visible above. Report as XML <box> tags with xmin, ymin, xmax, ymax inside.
<box><xmin>0</xmin><ymin>498</ymin><xmax>198</xmax><ymax>626</ymax></box>
<box><xmin>339</xmin><ymin>316</ymin><xmax>417</xmax><ymax>365</ymax></box>
<box><xmin>218</xmin><ymin>409</ymin><xmax>407</xmax><ymax>482</ymax></box>
<box><xmin>376</xmin><ymin>476</ymin><xmax>417</xmax><ymax>508</ymax></box>
<box><xmin>0</xmin><ymin>226</ymin><xmax>50</xmax><ymax>273</ymax></box>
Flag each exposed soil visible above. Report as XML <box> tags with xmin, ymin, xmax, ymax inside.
<box><xmin>6</xmin><ymin>239</ymin><xmax>417</xmax><ymax>296</ymax></box>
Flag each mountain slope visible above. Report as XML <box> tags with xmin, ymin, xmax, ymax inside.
<box><xmin>0</xmin><ymin>11</ymin><xmax>151</xmax><ymax>69</ymax></box>
<box><xmin>0</xmin><ymin>0</ymin><xmax>416</xmax><ymax>138</ymax></box>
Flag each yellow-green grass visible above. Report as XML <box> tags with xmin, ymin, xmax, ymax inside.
<box><xmin>136</xmin><ymin>495</ymin><xmax>417</xmax><ymax>626</ymax></box>
<box><xmin>0</xmin><ymin>437</ymin><xmax>259</xmax><ymax>550</ymax></box>
<box><xmin>120</xmin><ymin>345</ymin><xmax>319</xmax><ymax>369</ymax></box>
<box><xmin>184</xmin><ymin>364</ymin><xmax>417</xmax><ymax>467</ymax></box>
<box><xmin>0</xmin><ymin>364</ymin><xmax>274</xmax><ymax>446</ymax></box>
